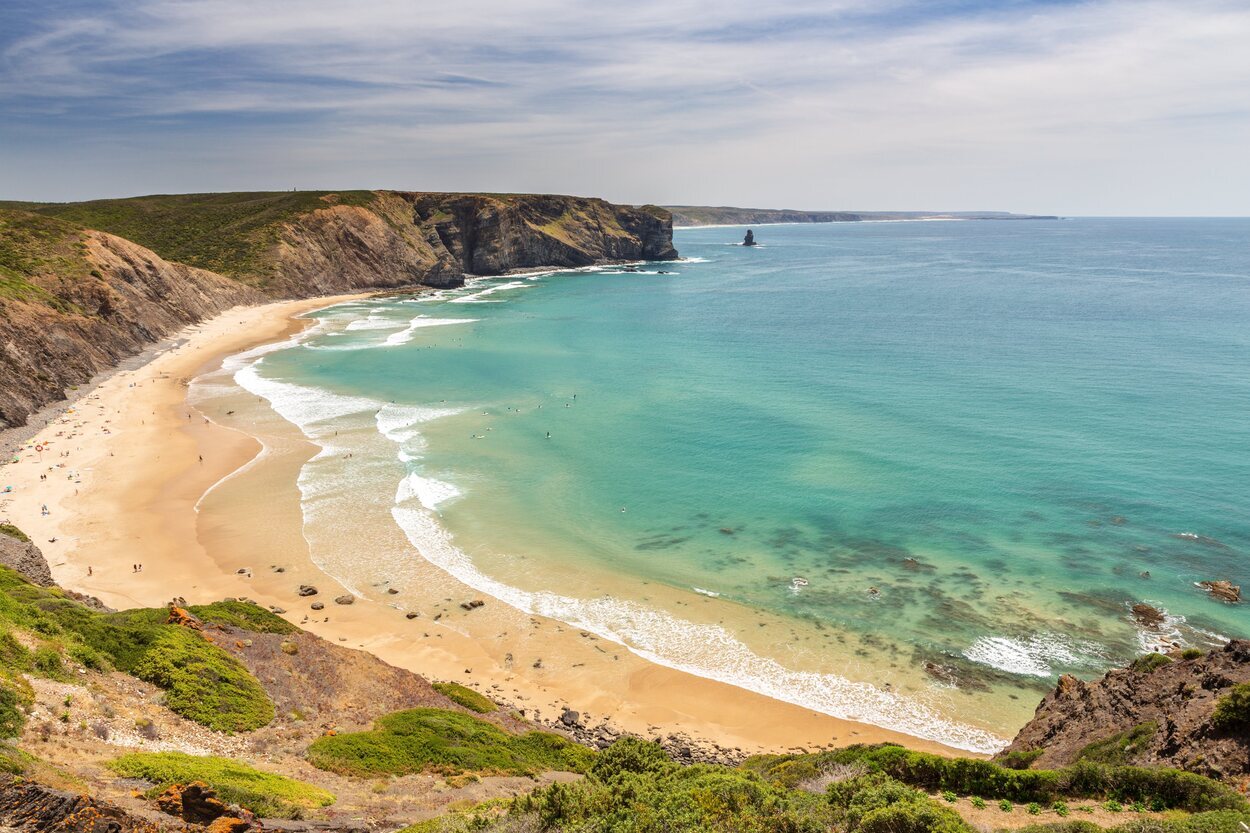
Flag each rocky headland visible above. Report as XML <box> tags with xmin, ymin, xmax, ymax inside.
<box><xmin>0</xmin><ymin>191</ymin><xmax>676</xmax><ymax>430</ymax></box>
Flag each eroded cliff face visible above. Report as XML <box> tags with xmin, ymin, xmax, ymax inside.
<box><xmin>0</xmin><ymin>228</ymin><xmax>260</xmax><ymax>430</ymax></box>
<box><xmin>998</xmin><ymin>640</ymin><xmax>1250</xmax><ymax>779</ymax></box>
<box><xmin>0</xmin><ymin>193</ymin><xmax>677</xmax><ymax>428</ymax></box>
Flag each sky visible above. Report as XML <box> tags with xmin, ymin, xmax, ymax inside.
<box><xmin>2</xmin><ymin>0</ymin><xmax>1249</xmax><ymax>214</ymax></box>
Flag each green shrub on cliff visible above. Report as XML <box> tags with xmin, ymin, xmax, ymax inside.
<box><xmin>0</xmin><ymin>566</ymin><xmax>276</xmax><ymax>732</ymax></box>
<box><xmin>502</xmin><ymin>737</ymin><xmax>839</xmax><ymax>833</ymax></box>
<box><xmin>189</xmin><ymin>600</ymin><xmax>299</xmax><ymax>634</ymax></box>
<box><xmin>432</xmin><ymin>681</ymin><xmax>498</xmax><ymax>713</ymax></box>
<box><xmin>108</xmin><ymin>751</ymin><xmax>334</xmax><ymax>818</ymax></box>
<box><xmin>1077</xmin><ymin>722</ymin><xmax>1158</xmax><ymax>766</ymax></box>
<box><xmin>0</xmin><ymin>524</ymin><xmax>30</xmax><ymax>543</ymax></box>
<box><xmin>1129</xmin><ymin>653</ymin><xmax>1173</xmax><ymax>674</ymax></box>
<box><xmin>743</xmin><ymin>744</ymin><xmax>1246</xmax><ymax>813</ymax></box>
<box><xmin>1211</xmin><ymin>683</ymin><xmax>1250</xmax><ymax>731</ymax></box>
<box><xmin>307</xmin><ymin>707</ymin><xmax>593</xmax><ymax>777</ymax></box>
<box><xmin>130</xmin><ymin>628</ymin><xmax>274</xmax><ymax>732</ymax></box>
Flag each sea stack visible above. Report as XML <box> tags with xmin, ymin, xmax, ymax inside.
<box><xmin>743</xmin><ymin>229</ymin><xmax>757</xmax><ymax>246</ymax></box>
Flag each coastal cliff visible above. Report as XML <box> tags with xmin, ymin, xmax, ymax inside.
<box><xmin>0</xmin><ymin>192</ymin><xmax>677</xmax><ymax>428</ymax></box>
<box><xmin>997</xmin><ymin>642</ymin><xmax>1250</xmax><ymax>780</ymax></box>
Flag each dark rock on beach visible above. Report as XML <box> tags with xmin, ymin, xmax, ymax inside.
<box><xmin>333</xmin><ymin>594</ymin><xmax>354</xmax><ymax>605</ymax></box>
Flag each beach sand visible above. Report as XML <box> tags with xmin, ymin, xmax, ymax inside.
<box><xmin>0</xmin><ymin>294</ymin><xmax>968</xmax><ymax>758</ymax></box>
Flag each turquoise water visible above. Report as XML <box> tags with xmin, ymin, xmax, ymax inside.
<box><xmin>231</xmin><ymin>218</ymin><xmax>1250</xmax><ymax>749</ymax></box>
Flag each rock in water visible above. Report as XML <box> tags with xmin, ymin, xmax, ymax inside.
<box><xmin>1198</xmin><ymin>580</ymin><xmax>1241</xmax><ymax>603</ymax></box>
<box><xmin>1131</xmin><ymin>602</ymin><xmax>1166</xmax><ymax>627</ymax></box>
<box><xmin>742</xmin><ymin>229</ymin><xmax>757</xmax><ymax>246</ymax></box>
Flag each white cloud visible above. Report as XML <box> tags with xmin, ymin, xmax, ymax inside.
<box><xmin>1</xmin><ymin>0</ymin><xmax>1247</xmax><ymax>212</ymax></box>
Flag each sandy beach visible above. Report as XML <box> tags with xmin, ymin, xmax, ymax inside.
<box><xmin>0</xmin><ymin>293</ymin><xmax>967</xmax><ymax>759</ymax></box>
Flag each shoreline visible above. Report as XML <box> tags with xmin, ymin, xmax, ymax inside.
<box><xmin>0</xmin><ymin>291</ymin><xmax>981</xmax><ymax>759</ymax></box>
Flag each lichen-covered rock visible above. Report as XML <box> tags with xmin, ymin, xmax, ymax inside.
<box><xmin>155</xmin><ymin>781</ymin><xmax>230</xmax><ymax>823</ymax></box>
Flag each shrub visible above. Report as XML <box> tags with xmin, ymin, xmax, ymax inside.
<box><xmin>831</xmin><ymin>774</ymin><xmax>972</xmax><ymax>833</ymax></box>
<box><xmin>1105</xmin><ymin>800</ymin><xmax>1123</xmax><ymax>812</ymax></box>
<box><xmin>1053</xmin><ymin>801</ymin><xmax>1069</xmax><ymax>816</ymax></box>
<box><xmin>0</xmin><ymin>524</ymin><xmax>29</xmax><ymax>543</ymax></box>
<box><xmin>131</xmin><ymin>628</ymin><xmax>274</xmax><ymax>732</ymax></box>
<box><xmin>971</xmin><ymin>797</ymin><xmax>987</xmax><ymax>809</ymax></box>
<box><xmin>1211</xmin><ymin>684</ymin><xmax>1250</xmax><ymax>731</ymax></box>
<box><xmin>1180</xmin><ymin>648</ymin><xmax>1204</xmax><ymax>660</ymax></box>
<box><xmin>1077</xmin><ymin>722</ymin><xmax>1157</xmax><ymax>765</ymax></box>
<box><xmin>1129</xmin><ymin>653</ymin><xmax>1173</xmax><ymax>674</ymax></box>
<box><xmin>942</xmin><ymin>790</ymin><xmax>957</xmax><ymax>802</ymax></box>
<box><xmin>432</xmin><ymin>681</ymin><xmax>498</xmax><ymax>714</ymax></box>
<box><xmin>1028</xmin><ymin>802</ymin><xmax>1042</xmax><ymax>815</ymax></box>
<box><xmin>0</xmin><ymin>679</ymin><xmax>30</xmax><ymax>738</ymax></box>
<box><xmin>189</xmin><ymin>600</ymin><xmax>298</xmax><ymax>634</ymax></box>
<box><xmin>307</xmin><ymin>708</ymin><xmax>593</xmax><ymax>777</ymax></box>
<box><xmin>998</xmin><ymin>748</ymin><xmax>1044</xmax><ymax>770</ymax></box>
<box><xmin>107</xmin><ymin>752</ymin><xmax>334</xmax><ymax>818</ymax></box>
<box><xmin>1000</xmin><ymin>799</ymin><xmax>1013</xmax><ymax>812</ymax></box>
<box><xmin>743</xmin><ymin>744</ymin><xmax>1246</xmax><ymax>812</ymax></box>
<box><xmin>32</xmin><ymin>646</ymin><xmax>64</xmax><ymax>678</ymax></box>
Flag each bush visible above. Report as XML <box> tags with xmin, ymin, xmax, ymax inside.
<box><xmin>131</xmin><ymin>628</ymin><xmax>274</xmax><ymax>732</ymax></box>
<box><xmin>1180</xmin><ymin>648</ymin><xmax>1204</xmax><ymax>660</ymax></box>
<box><xmin>107</xmin><ymin>752</ymin><xmax>334</xmax><ymax>818</ymax></box>
<box><xmin>1211</xmin><ymin>683</ymin><xmax>1250</xmax><ymax>731</ymax></box>
<box><xmin>1077</xmin><ymin>722</ymin><xmax>1157</xmax><ymax>765</ymax></box>
<box><xmin>432</xmin><ymin>682</ymin><xmax>498</xmax><ymax>714</ymax></box>
<box><xmin>742</xmin><ymin>744</ymin><xmax>1247</xmax><ymax>812</ymax></box>
<box><xmin>831</xmin><ymin>774</ymin><xmax>972</xmax><ymax>833</ymax></box>
<box><xmin>1028</xmin><ymin>802</ymin><xmax>1042</xmax><ymax>814</ymax></box>
<box><xmin>0</xmin><ymin>524</ymin><xmax>30</xmax><ymax>543</ymax></box>
<box><xmin>307</xmin><ymin>708</ymin><xmax>593</xmax><ymax>777</ymax></box>
<box><xmin>942</xmin><ymin>790</ymin><xmax>957</xmax><ymax>803</ymax></box>
<box><xmin>1129</xmin><ymin>653</ymin><xmax>1173</xmax><ymax>674</ymax></box>
<box><xmin>0</xmin><ymin>679</ymin><xmax>30</xmax><ymax>738</ymax></box>
<box><xmin>512</xmin><ymin>742</ymin><xmax>839</xmax><ymax>833</ymax></box>
<box><xmin>971</xmin><ymin>797</ymin><xmax>987</xmax><ymax>809</ymax></box>
<box><xmin>188</xmin><ymin>601</ymin><xmax>299</xmax><ymax>634</ymax></box>
<box><xmin>998</xmin><ymin>748</ymin><xmax>1044</xmax><ymax>770</ymax></box>
<box><xmin>32</xmin><ymin>646</ymin><xmax>64</xmax><ymax>678</ymax></box>
<box><xmin>1000</xmin><ymin>799</ymin><xmax>1014</xmax><ymax>812</ymax></box>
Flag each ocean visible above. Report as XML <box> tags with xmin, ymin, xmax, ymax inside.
<box><xmin>194</xmin><ymin>217</ymin><xmax>1250</xmax><ymax>753</ymax></box>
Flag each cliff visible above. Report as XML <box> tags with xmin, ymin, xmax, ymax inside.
<box><xmin>0</xmin><ymin>192</ymin><xmax>677</xmax><ymax>428</ymax></box>
<box><xmin>666</xmin><ymin>205</ymin><xmax>1058</xmax><ymax>226</ymax></box>
<box><xmin>998</xmin><ymin>641</ymin><xmax>1250</xmax><ymax>780</ymax></box>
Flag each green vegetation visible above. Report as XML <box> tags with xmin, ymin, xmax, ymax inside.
<box><xmin>130</xmin><ymin>627</ymin><xmax>274</xmax><ymax>732</ymax></box>
<box><xmin>0</xmin><ymin>524</ymin><xmax>31</xmax><ymax>543</ymax></box>
<box><xmin>1211</xmin><ymin>683</ymin><xmax>1250</xmax><ymax>731</ymax></box>
<box><xmin>1018</xmin><ymin>815</ymin><xmax>1250</xmax><ymax>833</ymax></box>
<box><xmin>18</xmin><ymin>191</ymin><xmax>377</xmax><ymax>281</ymax></box>
<box><xmin>742</xmin><ymin>744</ymin><xmax>1247</xmax><ymax>813</ymax></box>
<box><xmin>432</xmin><ymin>681</ymin><xmax>498</xmax><ymax>713</ymax></box>
<box><xmin>1129</xmin><ymin>653</ymin><xmax>1173</xmax><ymax>674</ymax></box>
<box><xmin>998</xmin><ymin>748</ymin><xmax>1045</xmax><ymax>770</ymax></box>
<box><xmin>0</xmin><ymin>566</ymin><xmax>275</xmax><ymax>731</ymax></box>
<box><xmin>307</xmin><ymin>707</ymin><xmax>593</xmax><ymax>778</ymax></box>
<box><xmin>1180</xmin><ymin>648</ymin><xmax>1205</xmax><ymax>660</ymax></box>
<box><xmin>506</xmin><ymin>737</ymin><xmax>843</xmax><ymax>833</ymax></box>
<box><xmin>188</xmin><ymin>600</ymin><xmax>298</xmax><ymax>634</ymax></box>
<box><xmin>107</xmin><ymin>751</ymin><xmax>334</xmax><ymax>819</ymax></box>
<box><xmin>1077</xmin><ymin>723</ymin><xmax>1158</xmax><ymax>766</ymax></box>
<box><xmin>0</xmin><ymin>210</ymin><xmax>87</xmax><ymax>311</ymax></box>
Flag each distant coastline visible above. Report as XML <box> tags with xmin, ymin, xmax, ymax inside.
<box><xmin>665</xmin><ymin>205</ymin><xmax>1059</xmax><ymax>227</ymax></box>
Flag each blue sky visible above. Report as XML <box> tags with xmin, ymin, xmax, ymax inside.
<box><xmin>2</xmin><ymin>0</ymin><xmax>1248</xmax><ymax>213</ymax></box>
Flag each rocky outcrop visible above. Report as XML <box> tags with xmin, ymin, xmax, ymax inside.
<box><xmin>0</xmin><ymin>529</ymin><xmax>53</xmax><ymax>586</ymax></box>
<box><xmin>0</xmin><ymin>774</ymin><xmax>178</xmax><ymax>833</ymax></box>
<box><xmin>998</xmin><ymin>640</ymin><xmax>1250</xmax><ymax>779</ymax></box>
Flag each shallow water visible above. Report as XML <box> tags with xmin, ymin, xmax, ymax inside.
<box><xmin>204</xmin><ymin>218</ymin><xmax>1250</xmax><ymax>751</ymax></box>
